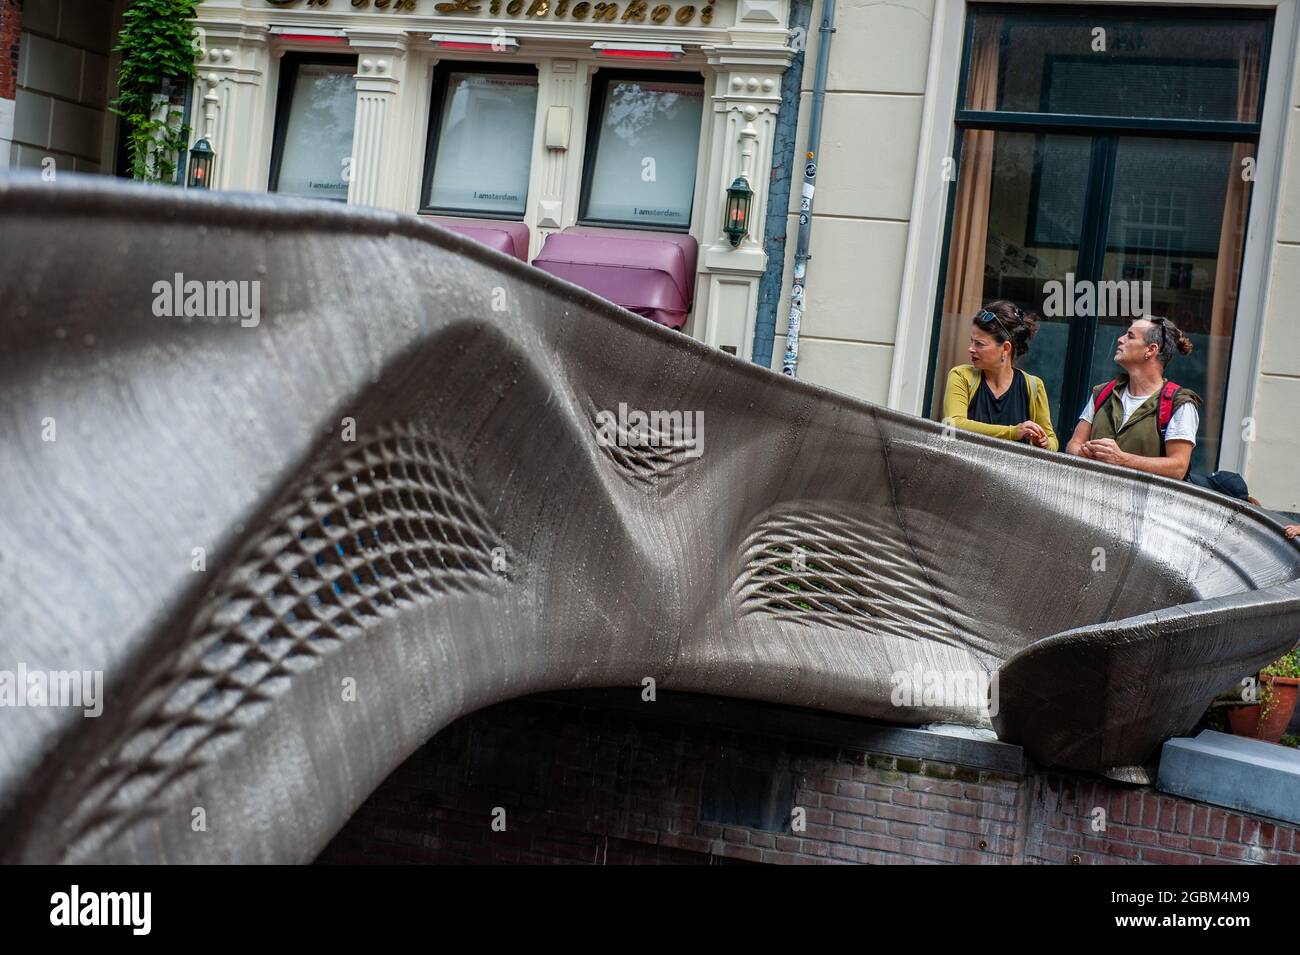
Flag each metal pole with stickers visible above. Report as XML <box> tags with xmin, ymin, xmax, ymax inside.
<box><xmin>782</xmin><ymin>0</ymin><xmax>836</xmax><ymax>377</ymax></box>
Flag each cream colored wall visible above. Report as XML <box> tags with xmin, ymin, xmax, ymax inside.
<box><xmin>9</xmin><ymin>0</ymin><xmax>119</xmax><ymax>175</ymax></box>
<box><xmin>1244</xmin><ymin>48</ymin><xmax>1300</xmax><ymax>513</ymax></box>
<box><xmin>766</xmin><ymin>0</ymin><xmax>934</xmax><ymax>404</ymax></box>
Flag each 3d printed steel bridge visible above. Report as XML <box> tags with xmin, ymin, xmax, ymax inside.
<box><xmin>1</xmin><ymin>177</ymin><xmax>1298</xmax><ymax>863</ymax></box>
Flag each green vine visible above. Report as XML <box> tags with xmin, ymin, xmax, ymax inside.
<box><xmin>111</xmin><ymin>0</ymin><xmax>201</xmax><ymax>183</ymax></box>
<box><xmin>1259</xmin><ymin>648</ymin><xmax>1300</xmax><ymax>722</ymax></box>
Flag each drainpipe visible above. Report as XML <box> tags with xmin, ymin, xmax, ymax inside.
<box><xmin>782</xmin><ymin>0</ymin><xmax>835</xmax><ymax>377</ymax></box>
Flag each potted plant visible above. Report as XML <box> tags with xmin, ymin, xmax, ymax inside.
<box><xmin>1227</xmin><ymin>648</ymin><xmax>1300</xmax><ymax>743</ymax></box>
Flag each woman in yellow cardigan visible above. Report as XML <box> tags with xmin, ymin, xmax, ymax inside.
<box><xmin>943</xmin><ymin>301</ymin><xmax>1058</xmax><ymax>451</ymax></box>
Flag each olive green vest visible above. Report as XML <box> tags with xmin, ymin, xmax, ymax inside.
<box><xmin>1089</xmin><ymin>375</ymin><xmax>1201</xmax><ymax>461</ymax></box>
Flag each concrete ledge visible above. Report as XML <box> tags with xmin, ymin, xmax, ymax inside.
<box><xmin>1157</xmin><ymin>730</ymin><xmax>1300</xmax><ymax>826</ymax></box>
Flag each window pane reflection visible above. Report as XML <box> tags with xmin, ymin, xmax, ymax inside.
<box><xmin>584</xmin><ymin>78</ymin><xmax>704</xmax><ymax>228</ymax></box>
<box><xmin>275</xmin><ymin>63</ymin><xmax>356</xmax><ymax>202</ymax></box>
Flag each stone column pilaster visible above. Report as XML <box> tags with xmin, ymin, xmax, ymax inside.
<box><xmin>189</xmin><ymin>22</ymin><xmax>271</xmax><ymax>191</ymax></box>
<box><xmin>695</xmin><ymin>37</ymin><xmax>793</xmax><ymax>355</ymax></box>
<box><xmin>344</xmin><ymin>31</ymin><xmax>408</xmax><ymax>210</ymax></box>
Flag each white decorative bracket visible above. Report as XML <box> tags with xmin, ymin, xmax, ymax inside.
<box><xmin>202</xmin><ymin>73</ymin><xmax>220</xmax><ymax>142</ymax></box>
<box><xmin>738</xmin><ymin>105</ymin><xmax>759</xmax><ymax>185</ymax></box>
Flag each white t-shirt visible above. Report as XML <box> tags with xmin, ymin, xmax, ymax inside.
<box><xmin>1079</xmin><ymin>387</ymin><xmax>1198</xmax><ymax>447</ymax></box>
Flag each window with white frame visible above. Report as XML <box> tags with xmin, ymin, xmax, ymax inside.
<box><xmin>269</xmin><ymin>54</ymin><xmax>358</xmax><ymax>202</ymax></box>
<box><xmin>579</xmin><ymin>71</ymin><xmax>705</xmax><ymax>230</ymax></box>
<box><xmin>421</xmin><ymin>64</ymin><xmax>539</xmax><ymax>218</ymax></box>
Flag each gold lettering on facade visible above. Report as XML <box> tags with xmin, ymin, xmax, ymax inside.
<box><xmin>272</xmin><ymin>0</ymin><xmax>717</xmax><ymax>23</ymax></box>
<box><xmin>340</xmin><ymin>0</ymin><xmax>415</xmax><ymax>8</ymax></box>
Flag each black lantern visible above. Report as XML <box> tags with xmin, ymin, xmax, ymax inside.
<box><xmin>723</xmin><ymin>176</ymin><xmax>753</xmax><ymax>247</ymax></box>
<box><xmin>187</xmin><ymin>138</ymin><xmax>214</xmax><ymax>189</ymax></box>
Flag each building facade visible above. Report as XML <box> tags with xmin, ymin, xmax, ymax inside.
<box><xmin>3</xmin><ymin>0</ymin><xmax>1298</xmax><ymax>509</ymax></box>
<box><xmin>187</xmin><ymin>0</ymin><xmax>797</xmax><ymax>360</ymax></box>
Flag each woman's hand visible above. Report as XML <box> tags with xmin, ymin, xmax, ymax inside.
<box><xmin>1017</xmin><ymin>421</ymin><xmax>1046</xmax><ymax>445</ymax></box>
<box><xmin>1285</xmin><ymin>524</ymin><xmax>1300</xmax><ymax>540</ymax></box>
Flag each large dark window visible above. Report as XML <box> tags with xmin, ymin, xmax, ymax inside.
<box><xmin>268</xmin><ymin>53</ymin><xmax>358</xmax><ymax>201</ymax></box>
<box><xmin>928</xmin><ymin>5</ymin><xmax>1270</xmax><ymax>472</ymax></box>
<box><xmin>579</xmin><ymin>70</ymin><xmax>705</xmax><ymax>231</ymax></box>
<box><xmin>419</xmin><ymin>63</ymin><xmax>539</xmax><ymax>218</ymax></box>
<box><xmin>969</xmin><ymin>12</ymin><xmax>1267</xmax><ymax>121</ymax></box>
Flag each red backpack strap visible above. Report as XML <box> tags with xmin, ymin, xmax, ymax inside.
<box><xmin>1093</xmin><ymin>379</ymin><xmax>1119</xmax><ymax>413</ymax></box>
<box><xmin>1158</xmin><ymin>381</ymin><xmax>1181</xmax><ymax>433</ymax></box>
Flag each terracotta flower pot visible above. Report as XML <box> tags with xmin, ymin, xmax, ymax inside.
<box><xmin>1227</xmin><ymin>704</ymin><xmax>1263</xmax><ymax>738</ymax></box>
<box><xmin>1228</xmin><ymin>677</ymin><xmax>1300</xmax><ymax>742</ymax></box>
<box><xmin>1259</xmin><ymin>675</ymin><xmax>1300</xmax><ymax>743</ymax></box>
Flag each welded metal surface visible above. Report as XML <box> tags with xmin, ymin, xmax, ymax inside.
<box><xmin>1</xmin><ymin>176</ymin><xmax>1297</xmax><ymax>863</ymax></box>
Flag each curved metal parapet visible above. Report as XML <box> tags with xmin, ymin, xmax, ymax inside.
<box><xmin>0</xmin><ymin>176</ymin><xmax>1297</xmax><ymax>863</ymax></box>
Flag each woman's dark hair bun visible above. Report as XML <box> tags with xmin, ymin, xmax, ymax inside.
<box><xmin>1175</xmin><ymin>331</ymin><xmax>1194</xmax><ymax>356</ymax></box>
<box><xmin>1020</xmin><ymin>310</ymin><xmax>1041</xmax><ymax>340</ymax></box>
<box><xmin>977</xmin><ymin>300</ymin><xmax>1040</xmax><ymax>360</ymax></box>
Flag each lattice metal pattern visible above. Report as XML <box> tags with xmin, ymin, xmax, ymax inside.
<box><xmin>592</xmin><ymin>407</ymin><xmax>700</xmax><ymax>488</ymax></box>
<box><xmin>735</xmin><ymin>504</ymin><xmax>978</xmax><ymax>647</ymax></box>
<box><xmin>65</xmin><ymin>423</ymin><xmax>503</xmax><ymax>851</ymax></box>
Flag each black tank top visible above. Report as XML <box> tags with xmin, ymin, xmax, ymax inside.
<box><xmin>968</xmin><ymin>368</ymin><xmax>1030</xmax><ymax>433</ymax></box>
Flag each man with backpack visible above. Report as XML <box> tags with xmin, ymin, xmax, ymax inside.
<box><xmin>1065</xmin><ymin>316</ymin><xmax>1201</xmax><ymax>480</ymax></box>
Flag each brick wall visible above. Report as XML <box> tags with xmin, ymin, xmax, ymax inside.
<box><xmin>316</xmin><ymin>694</ymin><xmax>1300</xmax><ymax>865</ymax></box>
<box><xmin>1030</xmin><ymin>773</ymin><xmax>1300</xmax><ymax>866</ymax></box>
<box><xmin>1</xmin><ymin>0</ymin><xmax>21</xmax><ymax>101</ymax></box>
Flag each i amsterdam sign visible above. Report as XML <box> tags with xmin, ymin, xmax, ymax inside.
<box><xmin>264</xmin><ymin>0</ymin><xmax>717</xmax><ymax>25</ymax></box>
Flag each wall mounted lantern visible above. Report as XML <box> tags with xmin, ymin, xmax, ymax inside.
<box><xmin>724</xmin><ymin>176</ymin><xmax>753</xmax><ymax>247</ymax></box>
<box><xmin>187</xmin><ymin>138</ymin><xmax>214</xmax><ymax>189</ymax></box>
